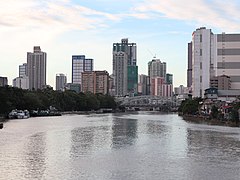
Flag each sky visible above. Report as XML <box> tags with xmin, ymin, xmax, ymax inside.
<box><xmin>1</xmin><ymin>0</ymin><xmax>240</xmax><ymax>88</ymax></box>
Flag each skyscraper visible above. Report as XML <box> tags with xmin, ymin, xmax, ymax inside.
<box><xmin>148</xmin><ymin>58</ymin><xmax>166</xmax><ymax>80</ymax></box>
<box><xmin>148</xmin><ymin>58</ymin><xmax>167</xmax><ymax>95</ymax></box>
<box><xmin>191</xmin><ymin>27</ymin><xmax>215</xmax><ymax>97</ymax></box>
<box><xmin>138</xmin><ymin>74</ymin><xmax>150</xmax><ymax>95</ymax></box>
<box><xmin>19</xmin><ymin>63</ymin><xmax>27</xmax><ymax>77</ymax></box>
<box><xmin>187</xmin><ymin>42</ymin><xmax>192</xmax><ymax>88</ymax></box>
<box><xmin>189</xmin><ymin>27</ymin><xmax>240</xmax><ymax>97</ymax></box>
<box><xmin>27</xmin><ymin>46</ymin><xmax>46</xmax><ymax>90</ymax></box>
<box><xmin>72</xmin><ymin>55</ymin><xmax>93</xmax><ymax>85</ymax></box>
<box><xmin>81</xmin><ymin>71</ymin><xmax>109</xmax><ymax>94</ymax></box>
<box><xmin>56</xmin><ymin>74</ymin><xmax>67</xmax><ymax>91</ymax></box>
<box><xmin>216</xmin><ymin>33</ymin><xmax>240</xmax><ymax>89</ymax></box>
<box><xmin>166</xmin><ymin>73</ymin><xmax>173</xmax><ymax>85</ymax></box>
<box><xmin>113</xmin><ymin>38</ymin><xmax>138</xmax><ymax>96</ymax></box>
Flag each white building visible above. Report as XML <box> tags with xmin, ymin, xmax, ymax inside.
<box><xmin>190</xmin><ymin>27</ymin><xmax>240</xmax><ymax>97</ymax></box>
<box><xmin>13</xmin><ymin>76</ymin><xmax>29</xmax><ymax>89</ymax></box>
<box><xmin>191</xmin><ymin>27</ymin><xmax>216</xmax><ymax>97</ymax></box>
<box><xmin>56</xmin><ymin>74</ymin><xmax>67</xmax><ymax>91</ymax></box>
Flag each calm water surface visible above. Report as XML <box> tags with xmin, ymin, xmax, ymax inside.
<box><xmin>0</xmin><ymin>112</ymin><xmax>240</xmax><ymax>180</ymax></box>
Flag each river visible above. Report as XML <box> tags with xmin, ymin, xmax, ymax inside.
<box><xmin>0</xmin><ymin>112</ymin><xmax>240</xmax><ymax>180</ymax></box>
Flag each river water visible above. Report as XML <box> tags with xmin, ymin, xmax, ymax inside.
<box><xmin>0</xmin><ymin>112</ymin><xmax>240</xmax><ymax>180</ymax></box>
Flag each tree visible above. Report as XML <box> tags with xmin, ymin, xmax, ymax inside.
<box><xmin>211</xmin><ymin>105</ymin><xmax>219</xmax><ymax>119</ymax></box>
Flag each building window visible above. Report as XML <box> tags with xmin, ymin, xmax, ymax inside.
<box><xmin>200</xmin><ymin>62</ymin><xmax>202</xmax><ymax>69</ymax></box>
<box><xmin>200</xmin><ymin>34</ymin><xmax>202</xmax><ymax>42</ymax></box>
<box><xmin>200</xmin><ymin>76</ymin><xmax>202</xmax><ymax>83</ymax></box>
<box><xmin>200</xmin><ymin>49</ymin><xmax>202</xmax><ymax>56</ymax></box>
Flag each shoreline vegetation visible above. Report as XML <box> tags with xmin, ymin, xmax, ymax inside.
<box><xmin>181</xmin><ymin>114</ymin><xmax>239</xmax><ymax>127</ymax></box>
<box><xmin>178</xmin><ymin>97</ymin><xmax>240</xmax><ymax>128</ymax></box>
<box><xmin>1</xmin><ymin>86</ymin><xmax>239</xmax><ymax>128</ymax></box>
<box><xmin>0</xmin><ymin>86</ymin><xmax>117</xmax><ymax>120</ymax></box>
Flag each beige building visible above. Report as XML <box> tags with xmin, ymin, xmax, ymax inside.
<box><xmin>210</xmin><ymin>75</ymin><xmax>231</xmax><ymax>90</ymax></box>
<box><xmin>81</xmin><ymin>71</ymin><xmax>109</xmax><ymax>94</ymax></box>
<box><xmin>27</xmin><ymin>46</ymin><xmax>46</xmax><ymax>90</ymax></box>
<box><xmin>216</xmin><ymin>33</ymin><xmax>240</xmax><ymax>90</ymax></box>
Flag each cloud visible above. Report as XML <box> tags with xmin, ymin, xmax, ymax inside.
<box><xmin>0</xmin><ymin>0</ymin><xmax>121</xmax><ymax>32</ymax></box>
<box><xmin>133</xmin><ymin>0</ymin><xmax>240</xmax><ymax>32</ymax></box>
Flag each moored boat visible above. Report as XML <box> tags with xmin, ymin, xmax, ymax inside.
<box><xmin>8</xmin><ymin>110</ymin><xmax>30</xmax><ymax>119</ymax></box>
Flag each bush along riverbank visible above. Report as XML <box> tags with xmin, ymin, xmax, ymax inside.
<box><xmin>178</xmin><ymin>97</ymin><xmax>240</xmax><ymax>127</ymax></box>
<box><xmin>0</xmin><ymin>86</ymin><xmax>117</xmax><ymax>117</ymax></box>
<box><xmin>181</xmin><ymin>114</ymin><xmax>239</xmax><ymax>127</ymax></box>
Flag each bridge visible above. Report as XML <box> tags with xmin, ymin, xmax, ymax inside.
<box><xmin>116</xmin><ymin>95</ymin><xmax>181</xmax><ymax>110</ymax></box>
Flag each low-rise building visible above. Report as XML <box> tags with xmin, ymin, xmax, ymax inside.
<box><xmin>13</xmin><ymin>76</ymin><xmax>29</xmax><ymax>89</ymax></box>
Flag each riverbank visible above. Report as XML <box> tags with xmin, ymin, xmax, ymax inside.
<box><xmin>0</xmin><ymin>117</ymin><xmax>6</xmax><ymax>122</ymax></box>
<box><xmin>181</xmin><ymin>114</ymin><xmax>239</xmax><ymax>127</ymax></box>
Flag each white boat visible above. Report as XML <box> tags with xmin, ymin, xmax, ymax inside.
<box><xmin>8</xmin><ymin>110</ymin><xmax>30</xmax><ymax>119</ymax></box>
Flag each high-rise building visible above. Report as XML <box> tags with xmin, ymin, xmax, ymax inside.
<box><xmin>148</xmin><ymin>58</ymin><xmax>166</xmax><ymax>80</ymax></box>
<box><xmin>27</xmin><ymin>46</ymin><xmax>47</xmax><ymax>90</ymax></box>
<box><xmin>148</xmin><ymin>58</ymin><xmax>167</xmax><ymax>95</ymax></box>
<box><xmin>138</xmin><ymin>74</ymin><xmax>150</xmax><ymax>95</ymax></box>
<box><xmin>166</xmin><ymin>73</ymin><xmax>173</xmax><ymax>85</ymax></box>
<box><xmin>162</xmin><ymin>84</ymin><xmax>173</xmax><ymax>97</ymax></box>
<box><xmin>187</xmin><ymin>42</ymin><xmax>192</xmax><ymax>88</ymax></box>
<box><xmin>19</xmin><ymin>63</ymin><xmax>28</xmax><ymax>77</ymax></box>
<box><xmin>216</xmin><ymin>33</ymin><xmax>240</xmax><ymax>89</ymax></box>
<box><xmin>0</xmin><ymin>77</ymin><xmax>8</xmax><ymax>87</ymax></box>
<box><xmin>113</xmin><ymin>38</ymin><xmax>138</xmax><ymax>96</ymax></box>
<box><xmin>56</xmin><ymin>74</ymin><xmax>67</xmax><ymax>91</ymax></box>
<box><xmin>127</xmin><ymin>66</ymin><xmax>138</xmax><ymax>95</ymax></box>
<box><xmin>81</xmin><ymin>71</ymin><xmax>109</xmax><ymax>94</ymax></box>
<box><xmin>150</xmin><ymin>77</ymin><xmax>165</xmax><ymax>96</ymax></box>
<box><xmin>72</xmin><ymin>55</ymin><xmax>93</xmax><ymax>85</ymax></box>
<box><xmin>189</xmin><ymin>27</ymin><xmax>240</xmax><ymax>97</ymax></box>
<box><xmin>190</xmin><ymin>27</ymin><xmax>216</xmax><ymax>97</ymax></box>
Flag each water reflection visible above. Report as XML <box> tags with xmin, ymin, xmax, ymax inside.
<box><xmin>70</xmin><ymin>125</ymin><xmax>112</xmax><ymax>157</ymax></box>
<box><xmin>187</xmin><ymin>129</ymin><xmax>240</xmax><ymax>162</ymax></box>
<box><xmin>0</xmin><ymin>113</ymin><xmax>240</xmax><ymax>180</ymax></box>
<box><xmin>111</xmin><ymin>118</ymin><xmax>138</xmax><ymax>149</ymax></box>
<box><xmin>23</xmin><ymin>132</ymin><xmax>46</xmax><ymax>179</ymax></box>
<box><xmin>70</xmin><ymin>127</ymin><xmax>94</xmax><ymax>157</ymax></box>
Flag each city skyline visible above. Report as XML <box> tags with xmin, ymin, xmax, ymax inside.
<box><xmin>1</xmin><ymin>0</ymin><xmax>240</xmax><ymax>88</ymax></box>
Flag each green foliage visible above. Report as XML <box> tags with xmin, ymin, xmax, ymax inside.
<box><xmin>211</xmin><ymin>105</ymin><xmax>219</xmax><ymax>119</ymax></box>
<box><xmin>230</xmin><ymin>101</ymin><xmax>240</xmax><ymax>123</ymax></box>
<box><xmin>178</xmin><ymin>97</ymin><xmax>202</xmax><ymax>115</ymax></box>
<box><xmin>0</xmin><ymin>86</ymin><xmax>117</xmax><ymax>115</ymax></box>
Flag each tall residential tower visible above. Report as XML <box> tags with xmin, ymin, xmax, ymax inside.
<box><xmin>112</xmin><ymin>38</ymin><xmax>138</xmax><ymax>96</ymax></box>
<box><xmin>27</xmin><ymin>46</ymin><xmax>47</xmax><ymax>90</ymax></box>
<box><xmin>189</xmin><ymin>27</ymin><xmax>240</xmax><ymax>97</ymax></box>
<box><xmin>72</xmin><ymin>55</ymin><xmax>93</xmax><ymax>85</ymax></box>
<box><xmin>56</xmin><ymin>74</ymin><xmax>67</xmax><ymax>91</ymax></box>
